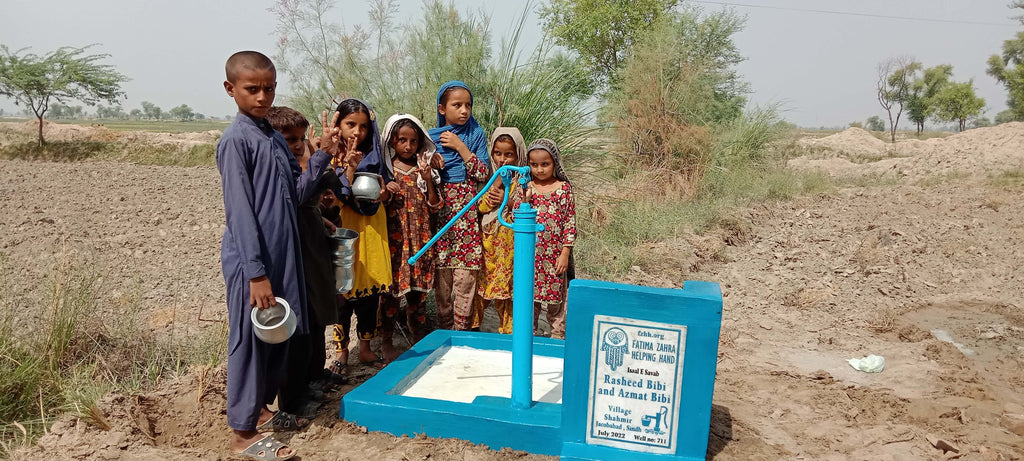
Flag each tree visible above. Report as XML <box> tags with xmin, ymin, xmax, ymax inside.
<box><xmin>539</xmin><ymin>0</ymin><xmax>678</xmax><ymax>91</ymax></box>
<box><xmin>905</xmin><ymin>64</ymin><xmax>952</xmax><ymax>134</ymax></box>
<box><xmin>865</xmin><ymin>115</ymin><xmax>885</xmax><ymax>131</ymax></box>
<box><xmin>168</xmin><ymin>104</ymin><xmax>195</xmax><ymax>121</ymax></box>
<box><xmin>96</xmin><ymin>105</ymin><xmax>125</xmax><ymax>119</ymax></box>
<box><xmin>140</xmin><ymin>101</ymin><xmax>161</xmax><ymax>120</ymax></box>
<box><xmin>932</xmin><ymin>80</ymin><xmax>985</xmax><ymax>132</ymax></box>
<box><xmin>876</xmin><ymin>57</ymin><xmax>920</xmax><ymax>143</ymax></box>
<box><xmin>129</xmin><ymin>108</ymin><xmax>143</xmax><ymax>119</ymax></box>
<box><xmin>987</xmin><ymin>1</ymin><xmax>1024</xmax><ymax>121</ymax></box>
<box><xmin>0</xmin><ymin>45</ymin><xmax>127</xmax><ymax>145</ymax></box>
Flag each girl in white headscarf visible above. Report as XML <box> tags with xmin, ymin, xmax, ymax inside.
<box><xmin>470</xmin><ymin>127</ymin><xmax>527</xmax><ymax>333</ymax></box>
<box><xmin>379</xmin><ymin>113</ymin><xmax>443</xmax><ymax>360</ymax></box>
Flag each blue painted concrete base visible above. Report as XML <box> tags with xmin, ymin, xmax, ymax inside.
<box><xmin>339</xmin><ymin>330</ymin><xmax>566</xmax><ymax>455</ymax></box>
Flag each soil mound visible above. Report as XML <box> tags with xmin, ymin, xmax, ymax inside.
<box><xmin>790</xmin><ymin>123</ymin><xmax>1024</xmax><ymax>180</ymax></box>
<box><xmin>798</xmin><ymin>126</ymin><xmax>889</xmax><ymax>158</ymax></box>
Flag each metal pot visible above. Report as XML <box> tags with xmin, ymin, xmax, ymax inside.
<box><xmin>352</xmin><ymin>172</ymin><xmax>382</xmax><ymax>201</ymax></box>
<box><xmin>251</xmin><ymin>297</ymin><xmax>297</xmax><ymax>344</ymax></box>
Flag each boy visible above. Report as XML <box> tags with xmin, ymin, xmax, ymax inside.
<box><xmin>265</xmin><ymin>106</ymin><xmax>346</xmax><ymax>419</ymax></box>
<box><xmin>217</xmin><ymin>50</ymin><xmax>341</xmax><ymax>460</ymax></box>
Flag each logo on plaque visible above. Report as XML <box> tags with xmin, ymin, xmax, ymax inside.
<box><xmin>586</xmin><ymin>315</ymin><xmax>686</xmax><ymax>454</ymax></box>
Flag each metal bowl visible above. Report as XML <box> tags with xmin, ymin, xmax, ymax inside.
<box><xmin>352</xmin><ymin>172</ymin><xmax>381</xmax><ymax>201</ymax></box>
<box><xmin>250</xmin><ymin>297</ymin><xmax>297</xmax><ymax>344</ymax></box>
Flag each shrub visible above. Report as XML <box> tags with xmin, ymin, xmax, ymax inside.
<box><xmin>273</xmin><ymin>0</ymin><xmax>593</xmax><ymax>155</ymax></box>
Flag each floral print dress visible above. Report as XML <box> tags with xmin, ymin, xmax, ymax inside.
<box><xmin>529</xmin><ymin>181</ymin><xmax>577</xmax><ymax>303</ymax></box>
<box><xmin>435</xmin><ymin>155</ymin><xmax>488</xmax><ymax>270</ymax></box>
<box><xmin>386</xmin><ymin>165</ymin><xmax>440</xmax><ymax>295</ymax></box>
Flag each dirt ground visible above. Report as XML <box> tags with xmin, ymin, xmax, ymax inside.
<box><xmin>3</xmin><ymin>122</ymin><xmax>1024</xmax><ymax>460</ymax></box>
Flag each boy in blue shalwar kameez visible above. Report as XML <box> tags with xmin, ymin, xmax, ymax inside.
<box><xmin>217</xmin><ymin>50</ymin><xmax>343</xmax><ymax>460</ymax></box>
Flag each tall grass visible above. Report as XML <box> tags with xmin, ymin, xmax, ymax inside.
<box><xmin>0</xmin><ymin>249</ymin><xmax>226</xmax><ymax>455</ymax></box>
<box><xmin>272</xmin><ymin>0</ymin><xmax>593</xmax><ymax>154</ymax></box>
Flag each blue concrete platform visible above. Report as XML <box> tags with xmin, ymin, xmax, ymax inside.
<box><xmin>339</xmin><ymin>330</ymin><xmax>567</xmax><ymax>455</ymax></box>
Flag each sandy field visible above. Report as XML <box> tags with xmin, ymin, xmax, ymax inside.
<box><xmin>3</xmin><ymin>121</ymin><xmax>1024</xmax><ymax>460</ymax></box>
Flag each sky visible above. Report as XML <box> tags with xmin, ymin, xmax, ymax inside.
<box><xmin>0</xmin><ymin>0</ymin><xmax>1019</xmax><ymax>127</ymax></box>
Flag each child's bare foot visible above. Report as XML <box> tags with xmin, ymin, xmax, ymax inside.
<box><xmin>381</xmin><ymin>339</ymin><xmax>400</xmax><ymax>363</ymax></box>
<box><xmin>358</xmin><ymin>341</ymin><xmax>386</xmax><ymax>369</ymax></box>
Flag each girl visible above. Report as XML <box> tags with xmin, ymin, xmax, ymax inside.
<box><xmin>471</xmin><ymin>127</ymin><xmax>526</xmax><ymax>334</ymax></box>
<box><xmin>329</xmin><ymin>98</ymin><xmax>393</xmax><ymax>372</ymax></box>
<box><xmin>379</xmin><ymin>113</ymin><xmax>442</xmax><ymax>361</ymax></box>
<box><xmin>523</xmin><ymin>138</ymin><xmax>576</xmax><ymax>339</ymax></box>
<box><xmin>428</xmin><ymin>81</ymin><xmax>490</xmax><ymax>331</ymax></box>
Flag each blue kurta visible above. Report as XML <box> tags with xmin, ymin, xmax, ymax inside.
<box><xmin>217</xmin><ymin>113</ymin><xmax>332</xmax><ymax>430</ymax></box>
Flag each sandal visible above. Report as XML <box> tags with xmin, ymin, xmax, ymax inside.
<box><xmin>255</xmin><ymin>410</ymin><xmax>308</xmax><ymax>432</ymax></box>
<box><xmin>237</xmin><ymin>435</ymin><xmax>295</xmax><ymax>460</ymax></box>
<box><xmin>327</xmin><ymin>360</ymin><xmax>349</xmax><ymax>377</ymax></box>
<box><xmin>359</xmin><ymin>354</ymin><xmax>387</xmax><ymax>369</ymax></box>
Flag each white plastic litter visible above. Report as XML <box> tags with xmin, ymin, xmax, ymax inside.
<box><xmin>848</xmin><ymin>354</ymin><xmax>885</xmax><ymax>373</ymax></box>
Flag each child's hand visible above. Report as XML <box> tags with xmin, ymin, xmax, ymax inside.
<box><xmin>430</xmin><ymin>153</ymin><xmax>445</xmax><ymax>169</ymax></box>
<box><xmin>321</xmin><ymin>217</ymin><xmax>336</xmax><ymax>234</ymax></box>
<box><xmin>485</xmin><ymin>186</ymin><xmax>504</xmax><ymax>207</ymax></box>
<box><xmin>306</xmin><ymin>125</ymin><xmax>321</xmax><ymax>153</ymax></box>
<box><xmin>524</xmin><ymin>185</ymin><xmax>533</xmax><ymax>203</ymax></box>
<box><xmin>555</xmin><ymin>250</ymin><xmax>570</xmax><ymax>276</ymax></box>
<box><xmin>249</xmin><ymin>276</ymin><xmax>276</xmax><ymax>310</ymax></box>
<box><xmin>439</xmin><ymin>131</ymin><xmax>469</xmax><ymax>156</ymax></box>
<box><xmin>319</xmin><ymin>110</ymin><xmax>341</xmax><ymax>157</ymax></box>
<box><xmin>385</xmin><ymin>181</ymin><xmax>401</xmax><ymax>195</ymax></box>
<box><xmin>342</xmin><ymin>137</ymin><xmax>363</xmax><ymax>169</ymax></box>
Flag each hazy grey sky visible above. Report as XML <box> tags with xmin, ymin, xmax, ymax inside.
<box><xmin>1</xmin><ymin>0</ymin><xmax>1018</xmax><ymax>127</ymax></box>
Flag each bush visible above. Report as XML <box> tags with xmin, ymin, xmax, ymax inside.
<box><xmin>603</xmin><ymin>7</ymin><xmax>747</xmax><ymax>195</ymax></box>
<box><xmin>273</xmin><ymin>0</ymin><xmax>593</xmax><ymax>155</ymax></box>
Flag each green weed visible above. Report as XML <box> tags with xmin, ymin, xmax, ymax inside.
<box><xmin>0</xmin><ymin>250</ymin><xmax>226</xmax><ymax>455</ymax></box>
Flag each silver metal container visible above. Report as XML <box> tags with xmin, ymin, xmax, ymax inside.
<box><xmin>330</xmin><ymin>228</ymin><xmax>358</xmax><ymax>294</ymax></box>
<box><xmin>250</xmin><ymin>297</ymin><xmax>297</xmax><ymax>344</ymax></box>
<box><xmin>352</xmin><ymin>172</ymin><xmax>382</xmax><ymax>201</ymax></box>
<box><xmin>334</xmin><ymin>265</ymin><xmax>354</xmax><ymax>294</ymax></box>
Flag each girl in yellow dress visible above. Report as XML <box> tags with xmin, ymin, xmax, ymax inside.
<box><xmin>471</xmin><ymin>127</ymin><xmax>526</xmax><ymax>333</ymax></box>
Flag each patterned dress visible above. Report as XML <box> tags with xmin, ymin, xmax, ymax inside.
<box><xmin>435</xmin><ymin>155</ymin><xmax>488</xmax><ymax>270</ymax></box>
<box><xmin>530</xmin><ymin>181</ymin><xmax>577</xmax><ymax>303</ymax></box>
<box><xmin>386</xmin><ymin>165</ymin><xmax>439</xmax><ymax>295</ymax></box>
<box><xmin>477</xmin><ymin>183</ymin><xmax>518</xmax><ymax>300</ymax></box>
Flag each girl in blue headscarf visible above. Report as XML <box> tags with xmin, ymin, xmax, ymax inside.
<box><xmin>427</xmin><ymin>81</ymin><xmax>490</xmax><ymax>331</ymax></box>
<box><xmin>328</xmin><ymin>98</ymin><xmax>393</xmax><ymax>371</ymax></box>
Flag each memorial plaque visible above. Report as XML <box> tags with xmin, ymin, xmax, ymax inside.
<box><xmin>585</xmin><ymin>315</ymin><xmax>686</xmax><ymax>454</ymax></box>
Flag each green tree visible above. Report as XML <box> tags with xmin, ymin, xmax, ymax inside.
<box><xmin>876</xmin><ymin>57</ymin><xmax>920</xmax><ymax>142</ymax></box>
<box><xmin>272</xmin><ymin>0</ymin><xmax>592</xmax><ymax>154</ymax></box>
<box><xmin>0</xmin><ymin>45</ymin><xmax>127</xmax><ymax>145</ymax></box>
<box><xmin>905</xmin><ymin>64</ymin><xmax>952</xmax><ymax>134</ymax></box>
<box><xmin>865</xmin><ymin>115</ymin><xmax>885</xmax><ymax>131</ymax></box>
<box><xmin>932</xmin><ymin>80</ymin><xmax>985</xmax><ymax>132</ymax></box>
<box><xmin>539</xmin><ymin>0</ymin><xmax>678</xmax><ymax>90</ymax></box>
<box><xmin>987</xmin><ymin>1</ymin><xmax>1024</xmax><ymax>121</ymax></box>
<box><xmin>605</xmin><ymin>7</ymin><xmax>749</xmax><ymax>176</ymax></box>
<box><xmin>140</xmin><ymin>101</ymin><xmax>161</xmax><ymax>120</ymax></box>
<box><xmin>168</xmin><ymin>104</ymin><xmax>195</xmax><ymax>121</ymax></box>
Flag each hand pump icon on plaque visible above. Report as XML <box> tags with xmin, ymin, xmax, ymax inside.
<box><xmin>641</xmin><ymin>406</ymin><xmax>670</xmax><ymax>434</ymax></box>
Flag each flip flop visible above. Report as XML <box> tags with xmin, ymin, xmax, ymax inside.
<box><xmin>255</xmin><ymin>410</ymin><xmax>308</xmax><ymax>432</ymax></box>
<box><xmin>237</xmin><ymin>435</ymin><xmax>295</xmax><ymax>460</ymax></box>
<box><xmin>359</xmin><ymin>354</ymin><xmax>386</xmax><ymax>369</ymax></box>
